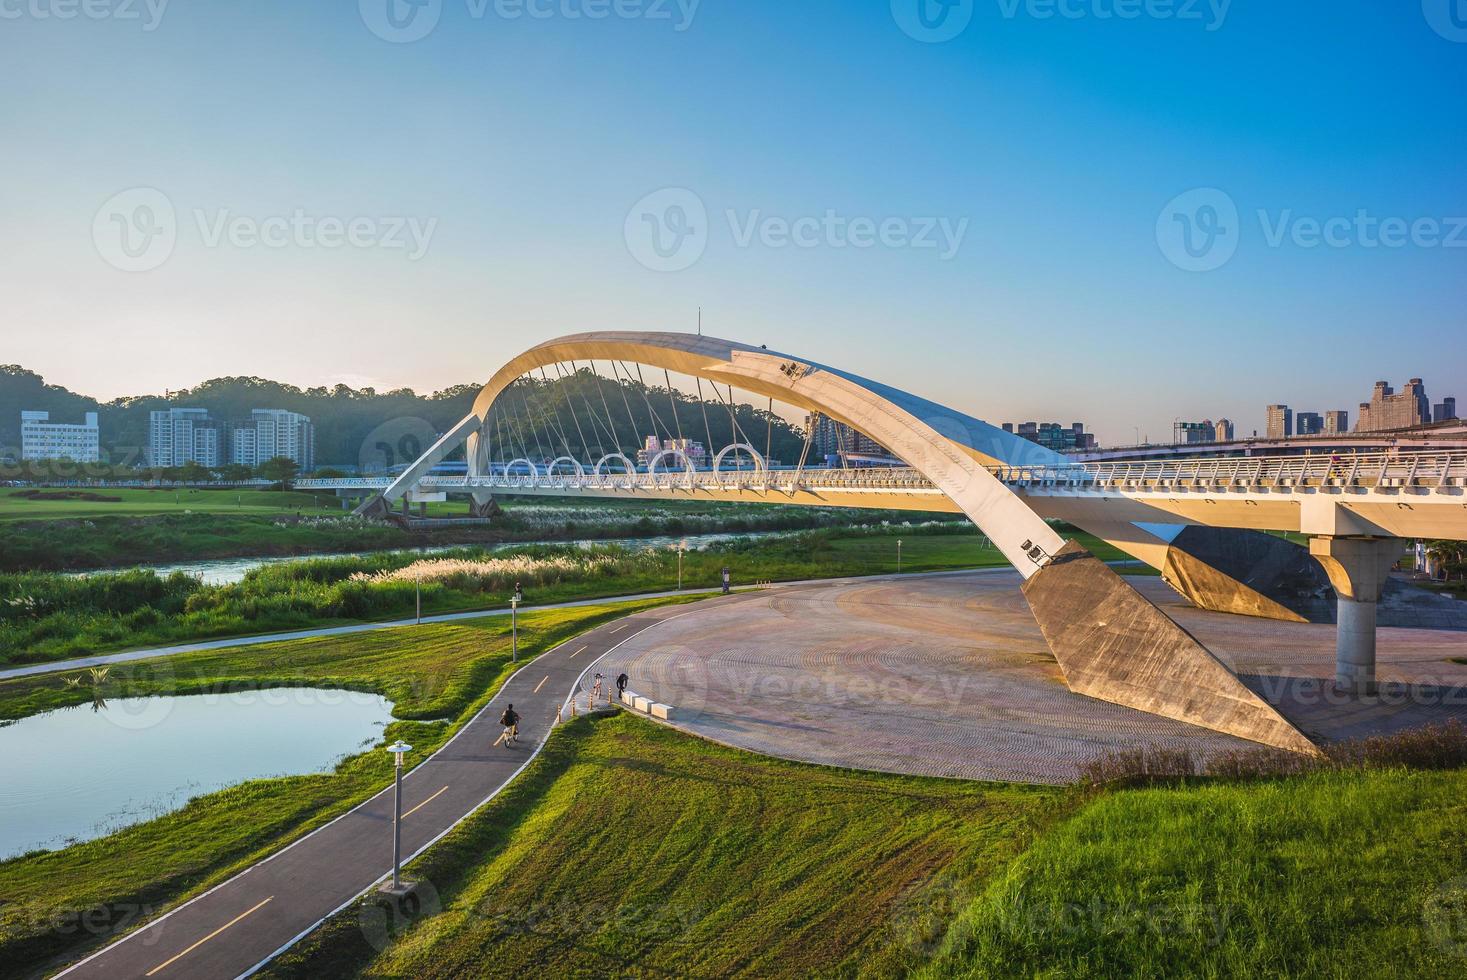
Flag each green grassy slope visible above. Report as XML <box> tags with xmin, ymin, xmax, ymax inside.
<box><xmin>264</xmin><ymin>713</ymin><xmax>1056</xmax><ymax>979</ymax></box>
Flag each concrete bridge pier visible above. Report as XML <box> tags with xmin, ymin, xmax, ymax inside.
<box><xmin>1308</xmin><ymin>536</ymin><xmax>1407</xmax><ymax>695</ymax></box>
<box><xmin>469</xmin><ymin>490</ymin><xmax>500</xmax><ymax>518</ymax></box>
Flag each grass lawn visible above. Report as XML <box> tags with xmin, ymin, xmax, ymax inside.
<box><xmin>0</xmin><ymin>597</ymin><xmax>689</xmax><ymax>976</ymax></box>
<box><xmin>0</xmin><ymin>488</ymin><xmax>344</xmax><ymax>521</ymax></box>
<box><xmin>264</xmin><ymin>714</ymin><xmax>1467</xmax><ymax>980</ymax></box>
<box><xmin>262</xmin><ymin>712</ymin><xmax>1058</xmax><ymax>979</ymax></box>
<box><xmin>922</xmin><ymin>768</ymin><xmax>1467</xmax><ymax>978</ymax></box>
<box><xmin>820</xmin><ymin>527</ymin><xmax>1143</xmax><ymax>576</ymax></box>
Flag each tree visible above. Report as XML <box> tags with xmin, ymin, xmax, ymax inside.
<box><xmin>256</xmin><ymin>456</ymin><xmax>300</xmax><ymax>489</ymax></box>
<box><xmin>216</xmin><ymin>463</ymin><xmax>255</xmax><ymax>481</ymax></box>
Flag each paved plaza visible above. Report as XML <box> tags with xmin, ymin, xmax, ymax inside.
<box><xmin>608</xmin><ymin>572</ymin><xmax>1467</xmax><ymax>783</ymax></box>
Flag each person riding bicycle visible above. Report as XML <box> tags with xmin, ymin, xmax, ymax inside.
<box><xmin>499</xmin><ymin>703</ymin><xmax>520</xmax><ymax>745</ymax></box>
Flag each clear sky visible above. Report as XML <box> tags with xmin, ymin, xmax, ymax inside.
<box><xmin>3</xmin><ymin>0</ymin><xmax>1464</xmax><ymax>444</ymax></box>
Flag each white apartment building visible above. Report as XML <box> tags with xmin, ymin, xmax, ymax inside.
<box><xmin>229</xmin><ymin>409</ymin><xmax>315</xmax><ymax>470</ymax></box>
<box><xmin>21</xmin><ymin>411</ymin><xmax>100</xmax><ymax>462</ymax></box>
<box><xmin>148</xmin><ymin>408</ymin><xmax>223</xmax><ymax>468</ymax></box>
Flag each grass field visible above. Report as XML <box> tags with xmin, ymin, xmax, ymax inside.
<box><xmin>262</xmin><ymin>714</ymin><xmax>1467</xmax><ymax>980</ymax></box>
<box><xmin>0</xmin><ymin>597</ymin><xmax>688</xmax><ymax>976</ymax></box>
<box><xmin>0</xmin><ymin>488</ymin><xmax>344</xmax><ymax>521</ymax></box>
<box><xmin>262</xmin><ymin>712</ymin><xmax>1059</xmax><ymax>979</ymax></box>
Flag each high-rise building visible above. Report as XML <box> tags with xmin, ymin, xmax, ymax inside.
<box><xmin>230</xmin><ymin>409</ymin><xmax>315</xmax><ymax>470</ymax></box>
<box><xmin>1295</xmin><ymin>412</ymin><xmax>1324</xmax><ymax>436</ymax></box>
<box><xmin>148</xmin><ymin>408</ymin><xmax>223</xmax><ymax>468</ymax></box>
<box><xmin>1322</xmin><ymin>410</ymin><xmax>1349</xmax><ymax>435</ymax></box>
<box><xmin>805</xmin><ymin>413</ymin><xmax>890</xmax><ymax>461</ymax></box>
<box><xmin>636</xmin><ymin>434</ymin><xmax>707</xmax><ymax>468</ymax></box>
<box><xmin>1172</xmin><ymin>421</ymin><xmax>1213</xmax><ymax>445</ymax></box>
<box><xmin>1265</xmin><ymin>404</ymin><xmax>1293</xmax><ymax>439</ymax></box>
<box><xmin>1435</xmin><ymin>397</ymin><xmax>1458</xmax><ymax>423</ymax></box>
<box><xmin>1356</xmin><ymin>379</ymin><xmax>1431</xmax><ymax>431</ymax></box>
<box><xmin>149</xmin><ymin>407</ymin><xmax>313</xmax><ymax>470</ymax></box>
<box><xmin>21</xmin><ymin>410</ymin><xmax>100</xmax><ymax>462</ymax></box>
<box><xmin>1005</xmin><ymin>421</ymin><xmax>1096</xmax><ymax>452</ymax></box>
<box><xmin>1214</xmin><ymin>418</ymin><xmax>1235</xmax><ymax>441</ymax></box>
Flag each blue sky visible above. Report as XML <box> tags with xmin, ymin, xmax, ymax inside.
<box><xmin>2</xmin><ymin>0</ymin><xmax>1464</xmax><ymax>444</ymax></box>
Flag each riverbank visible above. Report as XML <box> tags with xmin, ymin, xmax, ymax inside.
<box><xmin>0</xmin><ymin>494</ymin><xmax>952</xmax><ymax>572</ymax></box>
<box><xmin>3</xmin><ymin>526</ymin><xmax>1102</xmax><ymax>668</ymax></box>
<box><xmin>0</xmin><ymin>597</ymin><xmax>691</xmax><ymax>976</ymax></box>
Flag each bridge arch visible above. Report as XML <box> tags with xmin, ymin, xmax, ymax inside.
<box><xmin>647</xmin><ymin>448</ymin><xmax>696</xmax><ymax>488</ymax></box>
<box><xmin>712</xmin><ymin>442</ymin><xmax>767</xmax><ymax>479</ymax></box>
<box><xmin>368</xmin><ymin>330</ymin><xmax>1317</xmax><ymax>754</ymax></box>
<box><xmin>546</xmin><ymin>456</ymin><xmax>586</xmax><ymax>484</ymax></box>
<box><xmin>592</xmin><ymin>452</ymin><xmax>637</xmax><ymax>488</ymax></box>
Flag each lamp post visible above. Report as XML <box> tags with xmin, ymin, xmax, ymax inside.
<box><xmin>897</xmin><ymin>538</ymin><xmax>902</xmax><ymax>575</ymax></box>
<box><xmin>510</xmin><ymin>595</ymin><xmax>519</xmax><ymax>663</ymax></box>
<box><xmin>677</xmin><ymin>545</ymin><xmax>685</xmax><ymax>591</ymax></box>
<box><xmin>415</xmin><ymin>567</ymin><xmax>422</xmax><ymax>625</ymax></box>
<box><xmin>383</xmin><ymin>740</ymin><xmax>412</xmax><ymax>894</ymax></box>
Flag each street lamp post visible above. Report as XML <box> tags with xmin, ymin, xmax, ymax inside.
<box><xmin>510</xmin><ymin>595</ymin><xmax>519</xmax><ymax>662</ymax></box>
<box><xmin>382</xmin><ymin>740</ymin><xmax>412</xmax><ymax>895</ymax></box>
<box><xmin>415</xmin><ymin>567</ymin><xmax>422</xmax><ymax>626</ymax></box>
<box><xmin>677</xmin><ymin>546</ymin><xmax>685</xmax><ymax>590</ymax></box>
<box><xmin>897</xmin><ymin>539</ymin><xmax>902</xmax><ymax>575</ymax></box>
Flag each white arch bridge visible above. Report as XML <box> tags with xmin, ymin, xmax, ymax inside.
<box><xmin>305</xmin><ymin>332</ymin><xmax>1467</xmax><ymax>755</ymax></box>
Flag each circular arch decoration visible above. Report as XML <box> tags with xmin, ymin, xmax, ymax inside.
<box><xmin>546</xmin><ymin>456</ymin><xmax>586</xmax><ymax>485</ymax></box>
<box><xmin>712</xmin><ymin>443</ymin><xmax>767</xmax><ymax>479</ymax></box>
<box><xmin>593</xmin><ymin>452</ymin><xmax>637</xmax><ymax>489</ymax></box>
<box><xmin>503</xmin><ymin>457</ymin><xmax>539</xmax><ymax>486</ymax></box>
<box><xmin>647</xmin><ymin>448</ymin><xmax>696</xmax><ymax>488</ymax></box>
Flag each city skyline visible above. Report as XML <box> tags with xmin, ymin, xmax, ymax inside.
<box><xmin>3</xmin><ymin>3</ymin><xmax>1464</xmax><ymax>447</ymax></box>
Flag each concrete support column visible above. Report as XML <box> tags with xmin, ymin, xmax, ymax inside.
<box><xmin>1308</xmin><ymin>536</ymin><xmax>1406</xmax><ymax>695</ymax></box>
<box><xmin>469</xmin><ymin>490</ymin><xmax>500</xmax><ymax>519</ymax></box>
<box><xmin>400</xmin><ymin>497</ymin><xmax>410</xmax><ymax>518</ymax></box>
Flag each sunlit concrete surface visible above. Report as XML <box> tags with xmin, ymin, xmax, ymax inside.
<box><xmin>608</xmin><ymin>572</ymin><xmax>1467</xmax><ymax>784</ymax></box>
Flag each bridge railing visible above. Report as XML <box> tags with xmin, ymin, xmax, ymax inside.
<box><xmin>296</xmin><ymin>450</ymin><xmax>1467</xmax><ymax>496</ymax></box>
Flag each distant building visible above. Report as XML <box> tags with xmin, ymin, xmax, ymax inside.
<box><xmin>230</xmin><ymin>409</ymin><xmax>315</xmax><ymax>471</ymax></box>
<box><xmin>1214</xmin><ymin>418</ymin><xmax>1235</xmax><ymax>441</ymax></box>
<box><xmin>1356</xmin><ymin>379</ymin><xmax>1431</xmax><ymax>432</ymax></box>
<box><xmin>1322</xmin><ymin>410</ymin><xmax>1349</xmax><ymax>435</ymax></box>
<box><xmin>1172</xmin><ymin>421</ymin><xmax>1213</xmax><ymax>445</ymax></box>
<box><xmin>148</xmin><ymin>408</ymin><xmax>223</xmax><ymax>468</ymax></box>
<box><xmin>1007</xmin><ymin>421</ymin><xmax>1096</xmax><ymax>452</ymax></box>
<box><xmin>1296</xmin><ymin>412</ymin><xmax>1324</xmax><ymax>436</ymax></box>
<box><xmin>1436</xmin><ymin>397</ymin><xmax>1458</xmax><ymax>423</ymax></box>
<box><xmin>805</xmin><ymin>413</ymin><xmax>891</xmax><ymax>462</ymax></box>
<box><xmin>1265</xmin><ymin>405</ymin><xmax>1293</xmax><ymax>439</ymax></box>
<box><xmin>21</xmin><ymin>410</ymin><xmax>100</xmax><ymax>462</ymax></box>
<box><xmin>149</xmin><ymin>407</ymin><xmax>313</xmax><ymax>470</ymax></box>
<box><xmin>637</xmin><ymin>435</ymin><xmax>707</xmax><ymax>469</ymax></box>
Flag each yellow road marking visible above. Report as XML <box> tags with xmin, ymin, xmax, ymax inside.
<box><xmin>402</xmin><ymin>785</ymin><xmax>450</xmax><ymax>819</ymax></box>
<box><xmin>532</xmin><ymin>674</ymin><xmax>550</xmax><ymax>693</ymax></box>
<box><xmin>569</xmin><ymin>645</ymin><xmax>588</xmax><ymax>658</ymax></box>
<box><xmin>146</xmin><ymin>897</ymin><xmax>273</xmax><ymax>976</ymax></box>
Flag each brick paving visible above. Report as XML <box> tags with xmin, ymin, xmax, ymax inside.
<box><xmin>609</xmin><ymin>573</ymin><xmax>1467</xmax><ymax>784</ymax></box>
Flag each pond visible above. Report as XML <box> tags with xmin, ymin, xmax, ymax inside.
<box><xmin>0</xmin><ymin>688</ymin><xmax>395</xmax><ymax>860</ymax></box>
